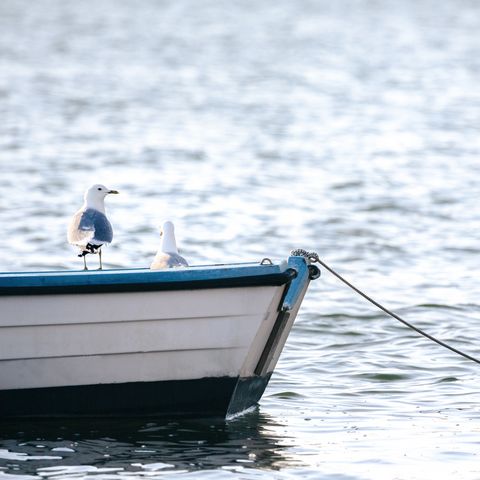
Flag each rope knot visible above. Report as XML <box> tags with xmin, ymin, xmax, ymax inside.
<box><xmin>290</xmin><ymin>249</ymin><xmax>320</xmax><ymax>263</ymax></box>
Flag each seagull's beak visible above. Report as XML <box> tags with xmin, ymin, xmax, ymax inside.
<box><xmin>108</xmin><ymin>190</ymin><xmax>119</xmax><ymax>194</ymax></box>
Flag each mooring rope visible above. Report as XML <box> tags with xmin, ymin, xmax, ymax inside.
<box><xmin>291</xmin><ymin>249</ymin><xmax>480</xmax><ymax>365</ymax></box>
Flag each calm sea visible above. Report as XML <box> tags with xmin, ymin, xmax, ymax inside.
<box><xmin>1</xmin><ymin>0</ymin><xmax>480</xmax><ymax>478</ymax></box>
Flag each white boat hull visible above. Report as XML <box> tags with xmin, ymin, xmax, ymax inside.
<box><xmin>0</xmin><ymin>256</ymin><xmax>316</xmax><ymax>417</ymax></box>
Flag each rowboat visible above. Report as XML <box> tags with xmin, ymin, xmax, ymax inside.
<box><xmin>0</xmin><ymin>254</ymin><xmax>319</xmax><ymax>418</ymax></box>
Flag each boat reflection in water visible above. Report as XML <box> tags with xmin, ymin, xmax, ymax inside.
<box><xmin>0</xmin><ymin>409</ymin><xmax>301</xmax><ymax>477</ymax></box>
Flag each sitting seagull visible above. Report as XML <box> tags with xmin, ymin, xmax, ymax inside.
<box><xmin>150</xmin><ymin>221</ymin><xmax>189</xmax><ymax>270</ymax></box>
<box><xmin>67</xmin><ymin>184</ymin><xmax>119</xmax><ymax>270</ymax></box>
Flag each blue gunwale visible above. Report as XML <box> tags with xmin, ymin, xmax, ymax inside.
<box><xmin>0</xmin><ymin>259</ymin><xmax>298</xmax><ymax>296</ymax></box>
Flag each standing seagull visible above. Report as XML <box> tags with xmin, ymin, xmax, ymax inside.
<box><xmin>68</xmin><ymin>184</ymin><xmax>119</xmax><ymax>270</ymax></box>
<box><xmin>150</xmin><ymin>221</ymin><xmax>189</xmax><ymax>270</ymax></box>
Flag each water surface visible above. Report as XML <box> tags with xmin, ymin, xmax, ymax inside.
<box><xmin>1</xmin><ymin>1</ymin><xmax>480</xmax><ymax>478</ymax></box>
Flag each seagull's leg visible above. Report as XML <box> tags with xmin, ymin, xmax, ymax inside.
<box><xmin>98</xmin><ymin>249</ymin><xmax>103</xmax><ymax>270</ymax></box>
<box><xmin>83</xmin><ymin>255</ymin><xmax>88</xmax><ymax>271</ymax></box>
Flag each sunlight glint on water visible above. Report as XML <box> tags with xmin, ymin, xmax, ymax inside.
<box><xmin>1</xmin><ymin>0</ymin><xmax>480</xmax><ymax>479</ymax></box>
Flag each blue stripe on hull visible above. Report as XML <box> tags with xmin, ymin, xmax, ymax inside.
<box><xmin>0</xmin><ymin>265</ymin><xmax>295</xmax><ymax>296</ymax></box>
<box><xmin>0</xmin><ymin>375</ymin><xmax>272</xmax><ymax>419</ymax></box>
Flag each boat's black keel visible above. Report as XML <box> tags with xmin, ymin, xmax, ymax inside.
<box><xmin>0</xmin><ymin>374</ymin><xmax>272</xmax><ymax>419</ymax></box>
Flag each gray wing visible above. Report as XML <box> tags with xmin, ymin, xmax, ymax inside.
<box><xmin>168</xmin><ymin>253</ymin><xmax>189</xmax><ymax>267</ymax></box>
<box><xmin>68</xmin><ymin>208</ymin><xmax>113</xmax><ymax>245</ymax></box>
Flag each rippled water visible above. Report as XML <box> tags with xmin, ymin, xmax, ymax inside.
<box><xmin>1</xmin><ymin>0</ymin><xmax>480</xmax><ymax>478</ymax></box>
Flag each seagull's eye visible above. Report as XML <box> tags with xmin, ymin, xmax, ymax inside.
<box><xmin>97</xmin><ymin>187</ymin><xmax>102</xmax><ymax>191</ymax></box>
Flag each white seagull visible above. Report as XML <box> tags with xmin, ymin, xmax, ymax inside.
<box><xmin>150</xmin><ymin>221</ymin><xmax>189</xmax><ymax>270</ymax></box>
<box><xmin>67</xmin><ymin>184</ymin><xmax>119</xmax><ymax>270</ymax></box>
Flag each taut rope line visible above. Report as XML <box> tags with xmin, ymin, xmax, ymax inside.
<box><xmin>291</xmin><ymin>249</ymin><xmax>480</xmax><ymax>365</ymax></box>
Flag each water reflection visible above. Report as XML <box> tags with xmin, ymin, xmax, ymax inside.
<box><xmin>0</xmin><ymin>409</ymin><xmax>299</xmax><ymax>477</ymax></box>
